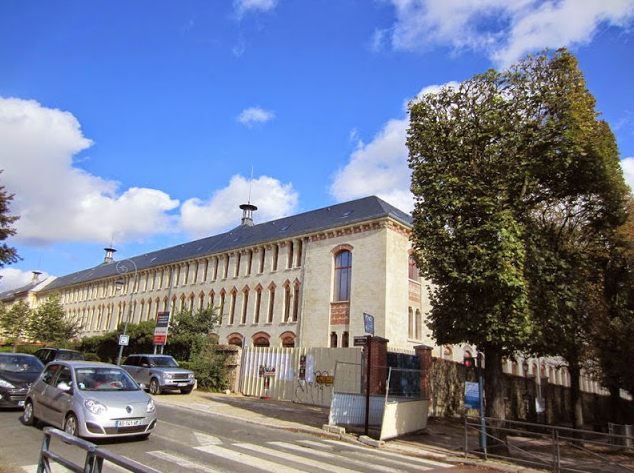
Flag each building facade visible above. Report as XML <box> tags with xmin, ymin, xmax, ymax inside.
<box><xmin>31</xmin><ymin>196</ymin><xmax>435</xmax><ymax>351</ymax></box>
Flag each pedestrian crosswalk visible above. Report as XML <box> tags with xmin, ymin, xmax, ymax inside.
<box><xmin>22</xmin><ymin>437</ymin><xmax>452</xmax><ymax>473</ymax></box>
<box><xmin>146</xmin><ymin>438</ymin><xmax>452</xmax><ymax>473</ymax></box>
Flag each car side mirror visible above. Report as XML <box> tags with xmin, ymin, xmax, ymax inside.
<box><xmin>57</xmin><ymin>381</ymin><xmax>72</xmax><ymax>393</ymax></box>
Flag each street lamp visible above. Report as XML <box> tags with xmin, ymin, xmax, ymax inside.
<box><xmin>115</xmin><ymin>258</ymin><xmax>137</xmax><ymax>365</ymax></box>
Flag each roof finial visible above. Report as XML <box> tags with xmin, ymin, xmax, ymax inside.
<box><xmin>240</xmin><ymin>167</ymin><xmax>257</xmax><ymax>226</ymax></box>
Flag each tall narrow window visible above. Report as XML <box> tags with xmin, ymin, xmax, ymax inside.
<box><xmin>342</xmin><ymin>331</ymin><xmax>349</xmax><ymax>347</ymax></box>
<box><xmin>334</xmin><ymin>250</ymin><xmax>352</xmax><ymax>301</ymax></box>
<box><xmin>283</xmin><ymin>284</ymin><xmax>291</xmax><ymax>322</ymax></box>
<box><xmin>415</xmin><ymin>309</ymin><xmax>422</xmax><ymax>340</ymax></box>
<box><xmin>408</xmin><ymin>255</ymin><xmax>420</xmax><ymax>280</ymax></box>
<box><xmin>229</xmin><ymin>290</ymin><xmax>237</xmax><ymax>325</ymax></box>
<box><xmin>408</xmin><ymin>307</ymin><xmax>414</xmax><ymax>339</ymax></box>
<box><xmin>297</xmin><ymin>240</ymin><xmax>303</xmax><ymax>267</ymax></box>
<box><xmin>254</xmin><ymin>288</ymin><xmax>262</xmax><ymax>324</ymax></box>
<box><xmin>330</xmin><ymin>332</ymin><xmax>338</xmax><ymax>348</ymax></box>
<box><xmin>272</xmin><ymin>245</ymin><xmax>279</xmax><ymax>271</ymax></box>
<box><xmin>213</xmin><ymin>257</ymin><xmax>219</xmax><ymax>281</ymax></box>
<box><xmin>292</xmin><ymin>284</ymin><xmax>300</xmax><ymax>322</ymax></box>
<box><xmin>241</xmin><ymin>289</ymin><xmax>249</xmax><ymax>324</ymax></box>
<box><xmin>259</xmin><ymin>247</ymin><xmax>266</xmax><ymax>273</ymax></box>
<box><xmin>267</xmin><ymin>286</ymin><xmax>275</xmax><ymax>323</ymax></box>
<box><xmin>287</xmin><ymin>241</ymin><xmax>294</xmax><ymax>269</ymax></box>
<box><xmin>235</xmin><ymin>253</ymin><xmax>241</xmax><ymax>277</ymax></box>
<box><xmin>223</xmin><ymin>255</ymin><xmax>230</xmax><ymax>279</ymax></box>
<box><xmin>219</xmin><ymin>292</ymin><xmax>226</xmax><ymax>325</ymax></box>
<box><xmin>247</xmin><ymin>250</ymin><xmax>253</xmax><ymax>275</ymax></box>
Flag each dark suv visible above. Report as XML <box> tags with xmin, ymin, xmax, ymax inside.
<box><xmin>34</xmin><ymin>348</ymin><xmax>84</xmax><ymax>365</ymax></box>
<box><xmin>121</xmin><ymin>354</ymin><xmax>195</xmax><ymax>395</ymax></box>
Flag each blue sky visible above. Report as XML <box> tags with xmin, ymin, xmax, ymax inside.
<box><xmin>1</xmin><ymin>0</ymin><xmax>634</xmax><ymax>290</ymax></box>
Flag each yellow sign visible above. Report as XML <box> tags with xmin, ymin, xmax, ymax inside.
<box><xmin>316</xmin><ymin>375</ymin><xmax>334</xmax><ymax>385</ymax></box>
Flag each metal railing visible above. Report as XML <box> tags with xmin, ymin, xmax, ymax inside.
<box><xmin>37</xmin><ymin>427</ymin><xmax>159</xmax><ymax>473</ymax></box>
<box><xmin>464</xmin><ymin>416</ymin><xmax>634</xmax><ymax>473</ymax></box>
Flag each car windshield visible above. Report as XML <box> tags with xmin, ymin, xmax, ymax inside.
<box><xmin>149</xmin><ymin>356</ymin><xmax>179</xmax><ymax>368</ymax></box>
<box><xmin>0</xmin><ymin>355</ymin><xmax>43</xmax><ymax>373</ymax></box>
<box><xmin>75</xmin><ymin>367</ymin><xmax>139</xmax><ymax>391</ymax></box>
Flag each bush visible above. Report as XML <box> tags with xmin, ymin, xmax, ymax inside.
<box><xmin>190</xmin><ymin>343</ymin><xmax>230</xmax><ymax>392</ymax></box>
<box><xmin>83</xmin><ymin>352</ymin><xmax>100</xmax><ymax>361</ymax></box>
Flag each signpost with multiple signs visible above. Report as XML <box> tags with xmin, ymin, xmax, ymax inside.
<box><xmin>153</xmin><ymin>311</ymin><xmax>170</xmax><ymax>345</ymax></box>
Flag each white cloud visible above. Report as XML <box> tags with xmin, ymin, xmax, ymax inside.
<box><xmin>0</xmin><ymin>267</ymin><xmax>48</xmax><ymax>292</ymax></box>
<box><xmin>330</xmin><ymin>117</ymin><xmax>414</xmax><ymax>213</ymax></box>
<box><xmin>385</xmin><ymin>0</ymin><xmax>634</xmax><ymax>67</ymax></box>
<box><xmin>237</xmin><ymin>107</ymin><xmax>275</xmax><ymax>126</ymax></box>
<box><xmin>620</xmin><ymin>157</ymin><xmax>634</xmax><ymax>194</ymax></box>
<box><xmin>234</xmin><ymin>0</ymin><xmax>278</xmax><ymax>19</ymax></box>
<box><xmin>180</xmin><ymin>174</ymin><xmax>299</xmax><ymax>238</ymax></box>
<box><xmin>0</xmin><ymin>97</ymin><xmax>180</xmax><ymax>246</ymax></box>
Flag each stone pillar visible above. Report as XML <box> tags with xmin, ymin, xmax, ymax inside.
<box><xmin>366</xmin><ymin>336</ymin><xmax>389</xmax><ymax>395</ymax></box>
<box><xmin>414</xmin><ymin>344</ymin><xmax>433</xmax><ymax>400</ymax></box>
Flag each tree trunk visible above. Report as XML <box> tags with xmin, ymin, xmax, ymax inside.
<box><xmin>484</xmin><ymin>344</ymin><xmax>508</xmax><ymax>451</ymax></box>
<box><xmin>568</xmin><ymin>363</ymin><xmax>584</xmax><ymax>430</ymax></box>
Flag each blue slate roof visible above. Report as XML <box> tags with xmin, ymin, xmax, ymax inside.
<box><xmin>42</xmin><ymin>195</ymin><xmax>412</xmax><ymax>291</ymax></box>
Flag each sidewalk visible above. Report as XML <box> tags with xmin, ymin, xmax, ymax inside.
<box><xmin>153</xmin><ymin>390</ymin><xmax>545</xmax><ymax>473</ymax></box>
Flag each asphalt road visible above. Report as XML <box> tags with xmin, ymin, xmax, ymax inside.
<box><xmin>0</xmin><ymin>403</ymin><xmax>467</xmax><ymax>473</ymax></box>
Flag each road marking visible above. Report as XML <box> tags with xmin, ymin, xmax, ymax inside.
<box><xmin>269</xmin><ymin>441</ymin><xmax>411</xmax><ymax>473</ymax></box>
<box><xmin>148</xmin><ymin>450</ymin><xmax>224</xmax><ymax>472</ymax></box>
<box><xmin>195</xmin><ymin>444</ymin><xmax>311</xmax><ymax>473</ymax></box>
<box><xmin>320</xmin><ymin>439</ymin><xmax>452</xmax><ymax>469</ymax></box>
<box><xmin>237</xmin><ymin>442</ymin><xmax>361</xmax><ymax>473</ymax></box>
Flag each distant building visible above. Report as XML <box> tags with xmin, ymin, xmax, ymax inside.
<box><xmin>33</xmin><ymin>196</ymin><xmax>435</xmax><ymax>351</ymax></box>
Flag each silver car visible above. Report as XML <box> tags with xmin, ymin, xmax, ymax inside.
<box><xmin>122</xmin><ymin>354</ymin><xmax>195</xmax><ymax>395</ymax></box>
<box><xmin>22</xmin><ymin>361</ymin><xmax>157</xmax><ymax>439</ymax></box>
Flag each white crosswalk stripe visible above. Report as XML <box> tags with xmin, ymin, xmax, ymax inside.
<box><xmin>148</xmin><ymin>450</ymin><xmax>224</xmax><ymax>473</ymax></box>
<box><xmin>195</xmin><ymin>443</ymin><xmax>312</xmax><ymax>473</ymax></box>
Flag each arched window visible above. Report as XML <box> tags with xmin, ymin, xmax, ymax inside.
<box><xmin>408</xmin><ymin>255</ymin><xmax>420</xmax><ymax>280</ymax></box>
<box><xmin>342</xmin><ymin>331</ymin><xmax>349</xmax><ymax>348</ymax></box>
<box><xmin>253</xmin><ymin>335</ymin><xmax>270</xmax><ymax>347</ymax></box>
<box><xmin>333</xmin><ymin>250</ymin><xmax>352</xmax><ymax>301</ymax></box>
<box><xmin>330</xmin><ymin>332</ymin><xmax>338</xmax><ymax>348</ymax></box>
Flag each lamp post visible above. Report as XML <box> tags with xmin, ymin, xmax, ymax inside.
<box><xmin>115</xmin><ymin>259</ymin><xmax>137</xmax><ymax>366</ymax></box>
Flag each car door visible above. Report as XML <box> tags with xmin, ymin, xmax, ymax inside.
<box><xmin>136</xmin><ymin>356</ymin><xmax>152</xmax><ymax>385</ymax></box>
<box><xmin>122</xmin><ymin>355</ymin><xmax>140</xmax><ymax>382</ymax></box>
<box><xmin>46</xmin><ymin>365</ymin><xmax>74</xmax><ymax>428</ymax></box>
<box><xmin>31</xmin><ymin>363</ymin><xmax>60</xmax><ymax>423</ymax></box>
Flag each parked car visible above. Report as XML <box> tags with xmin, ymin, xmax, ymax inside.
<box><xmin>122</xmin><ymin>354</ymin><xmax>195</xmax><ymax>395</ymax></box>
<box><xmin>0</xmin><ymin>353</ymin><xmax>44</xmax><ymax>408</ymax></box>
<box><xmin>23</xmin><ymin>360</ymin><xmax>157</xmax><ymax>439</ymax></box>
<box><xmin>34</xmin><ymin>347</ymin><xmax>84</xmax><ymax>364</ymax></box>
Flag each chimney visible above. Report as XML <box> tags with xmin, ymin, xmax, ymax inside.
<box><xmin>103</xmin><ymin>247</ymin><xmax>117</xmax><ymax>264</ymax></box>
<box><xmin>31</xmin><ymin>271</ymin><xmax>42</xmax><ymax>283</ymax></box>
<box><xmin>239</xmin><ymin>203</ymin><xmax>257</xmax><ymax>227</ymax></box>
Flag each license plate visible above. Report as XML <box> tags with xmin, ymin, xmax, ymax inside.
<box><xmin>177</xmin><ymin>383</ymin><xmax>188</xmax><ymax>386</ymax></box>
<box><xmin>115</xmin><ymin>419</ymin><xmax>142</xmax><ymax>427</ymax></box>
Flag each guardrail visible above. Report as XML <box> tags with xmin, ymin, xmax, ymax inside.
<box><xmin>38</xmin><ymin>427</ymin><xmax>159</xmax><ymax>473</ymax></box>
<box><xmin>464</xmin><ymin>416</ymin><xmax>634</xmax><ymax>473</ymax></box>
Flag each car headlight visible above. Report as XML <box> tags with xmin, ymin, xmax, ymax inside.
<box><xmin>161</xmin><ymin>373</ymin><xmax>174</xmax><ymax>379</ymax></box>
<box><xmin>188</xmin><ymin>373</ymin><xmax>195</xmax><ymax>379</ymax></box>
<box><xmin>0</xmin><ymin>378</ymin><xmax>15</xmax><ymax>389</ymax></box>
<box><xmin>85</xmin><ymin>399</ymin><xmax>107</xmax><ymax>415</ymax></box>
<box><xmin>146</xmin><ymin>399</ymin><xmax>155</xmax><ymax>413</ymax></box>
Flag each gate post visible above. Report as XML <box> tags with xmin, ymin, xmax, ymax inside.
<box><xmin>414</xmin><ymin>344</ymin><xmax>433</xmax><ymax>399</ymax></box>
<box><xmin>367</xmin><ymin>337</ymin><xmax>389</xmax><ymax>394</ymax></box>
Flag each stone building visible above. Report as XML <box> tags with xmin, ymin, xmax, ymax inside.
<box><xmin>34</xmin><ymin>195</ymin><xmax>435</xmax><ymax>351</ymax></box>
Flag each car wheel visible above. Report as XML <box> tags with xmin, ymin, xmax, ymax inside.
<box><xmin>23</xmin><ymin>399</ymin><xmax>37</xmax><ymax>426</ymax></box>
<box><xmin>149</xmin><ymin>378</ymin><xmax>161</xmax><ymax>395</ymax></box>
<box><xmin>64</xmin><ymin>413</ymin><xmax>79</xmax><ymax>437</ymax></box>
<box><xmin>181</xmin><ymin>388</ymin><xmax>193</xmax><ymax>394</ymax></box>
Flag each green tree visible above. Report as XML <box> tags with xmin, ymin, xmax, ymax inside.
<box><xmin>0</xmin><ymin>171</ymin><xmax>20</xmax><ymax>269</ymax></box>
<box><xmin>0</xmin><ymin>301</ymin><xmax>32</xmax><ymax>351</ymax></box>
<box><xmin>30</xmin><ymin>293</ymin><xmax>80</xmax><ymax>344</ymax></box>
<box><xmin>408</xmin><ymin>49</ymin><xmax>628</xmax><ymax>427</ymax></box>
<box><xmin>167</xmin><ymin>306</ymin><xmax>218</xmax><ymax>361</ymax></box>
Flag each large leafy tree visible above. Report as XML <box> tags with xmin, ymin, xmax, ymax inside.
<box><xmin>168</xmin><ymin>306</ymin><xmax>218</xmax><ymax>361</ymax></box>
<box><xmin>30</xmin><ymin>293</ymin><xmax>80</xmax><ymax>344</ymax></box>
<box><xmin>0</xmin><ymin>171</ymin><xmax>19</xmax><ymax>270</ymax></box>
<box><xmin>408</xmin><ymin>49</ymin><xmax>628</xmax><ymax>426</ymax></box>
<box><xmin>0</xmin><ymin>301</ymin><xmax>32</xmax><ymax>351</ymax></box>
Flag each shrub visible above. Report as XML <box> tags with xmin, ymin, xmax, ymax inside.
<box><xmin>190</xmin><ymin>343</ymin><xmax>230</xmax><ymax>392</ymax></box>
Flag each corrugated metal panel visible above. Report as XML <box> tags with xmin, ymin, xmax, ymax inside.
<box><xmin>241</xmin><ymin>347</ymin><xmax>362</xmax><ymax>407</ymax></box>
<box><xmin>328</xmin><ymin>393</ymin><xmax>384</xmax><ymax>426</ymax></box>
